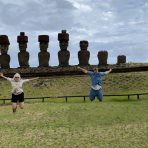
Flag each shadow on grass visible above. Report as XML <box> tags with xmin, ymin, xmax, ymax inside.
<box><xmin>108</xmin><ymin>98</ymin><xmax>140</xmax><ymax>102</ymax></box>
<box><xmin>103</xmin><ymin>95</ymin><xmax>140</xmax><ymax>102</ymax></box>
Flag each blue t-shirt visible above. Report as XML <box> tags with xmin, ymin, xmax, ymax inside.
<box><xmin>87</xmin><ymin>71</ymin><xmax>105</xmax><ymax>87</ymax></box>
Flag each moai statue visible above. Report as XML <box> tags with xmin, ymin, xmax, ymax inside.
<box><xmin>98</xmin><ymin>50</ymin><xmax>108</xmax><ymax>65</ymax></box>
<box><xmin>0</xmin><ymin>35</ymin><xmax>10</xmax><ymax>69</ymax></box>
<box><xmin>38</xmin><ymin>35</ymin><xmax>50</xmax><ymax>67</ymax></box>
<box><xmin>58</xmin><ymin>30</ymin><xmax>70</xmax><ymax>67</ymax></box>
<box><xmin>117</xmin><ymin>55</ymin><xmax>126</xmax><ymax>65</ymax></box>
<box><xmin>78</xmin><ymin>40</ymin><xmax>90</xmax><ymax>66</ymax></box>
<box><xmin>17</xmin><ymin>32</ymin><xmax>29</xmax><ymax>68</ymax></box>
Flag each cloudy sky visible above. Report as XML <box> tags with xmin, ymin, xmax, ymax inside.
<box><xmin>0</xmin><ymin>0</ymin><xmax>148</xmax><ymax>68</ymax></box>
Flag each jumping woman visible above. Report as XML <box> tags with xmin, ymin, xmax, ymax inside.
<box><xmin>0</xmin><ymin>73</ymin><xmax>39</xmax><ymax>113</ymax></box>
<box><xmin>77</xmin><ymin>67</ymin><xmax>112</xmax><ymax>102</ymax></box>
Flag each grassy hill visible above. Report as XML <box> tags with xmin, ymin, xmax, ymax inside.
<box><xmin>0</xmin><ymin>71</ymin><xmax>148</xmax><ymax>99</ymax></box>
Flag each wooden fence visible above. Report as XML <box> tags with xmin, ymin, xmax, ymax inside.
<box><xmin>0</xmin><ymin>92</ymin><xmax>148</xmax><ymax>104</ymax></box>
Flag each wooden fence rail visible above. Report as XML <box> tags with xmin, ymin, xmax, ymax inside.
<box><xmin>0</xmin><ymin>93</ymin><xmax>148</xmax><ymax>104</ymax></box>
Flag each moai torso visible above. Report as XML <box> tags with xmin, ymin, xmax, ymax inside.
<box><xmin>38</xmin><ymin>35</ymin><xmax>50</xmax><ymax>67</ymax></box>
<box><xmin>0</xmin><ymin>45</ymin><xmax>10</xmax><ymax>68</ymax></box>
<box><xmin>98</xmin><ymin>51</ymin><xmax>108</xmax><ymax>65</ymax></box>
<box><xmin>17</xmin><ymin>32</ymin><xmax>29</xmax><ymax>68</ymax></box>
<box><xmin>58</xmin><ymin>41</ymin><xmax>70</xmax><ymax>66</ymax></box>
<box><xmin>58</xmin><ymin>30</ymin><xmax>70</xmax><ymax>67</ymax></box>
<box><xmin>117</xmin><ymin>55</ymin><xmax>126</xmax><ymax>65</ymax></box>
<box><xmin>38</xmin><ymin>51</ymin><xmax>50</xmax><ymax>67</ymax></box>
<box><xmin>0</xmin><ymin>35</ymin><xmax>10</xmax><ymax>69</ymax></box>
<box><xmin>18</xmin><ymin>47</ymin><xmax>29</xmax><ymax>68</ymax></box>
<box><xmin>78</xmin><ymin>40</ymin><xmax>90</xmax><ymax>66</ymax></box>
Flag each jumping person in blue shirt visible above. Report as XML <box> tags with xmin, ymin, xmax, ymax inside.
<box><xmin>78</xmin><ymin>66</ymin><xmax>112</xmax><ymax>102</ymax></box>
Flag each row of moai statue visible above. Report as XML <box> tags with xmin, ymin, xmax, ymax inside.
<box><xmin>0</xmin><ymin>30</ymin><xmax>126</xmax><ymax>69</ymax></box>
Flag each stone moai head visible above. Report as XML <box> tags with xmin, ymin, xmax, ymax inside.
<box><xmin>98</xmin><ymin>50</ymin><xmax>108</xmax><ymax>65</ymax></box>
<box><xmin>80</xmin><ymin>40</ymin><xmax>89</xmax><ymax>50</ymax></box>
<box><xmin>38</xmin><ymin>35</ymin><xmax>49</xmax><ymax>51</ymax></box>
<box><xmin>17</xmin><ymin>32</ymin><xmax>28</xmax><ymax>51</ymax></box>
<box><xmin>117</xmin><ymin>55</ymin><xmax>126</xmax><ymax>64</ymax></box>
<box><xmin>0</xmin><ymin>35</ymin><xmax>10</xmax><ymax>54</ymax></box>
<box><xmin>58</xmin><ymin>30</ymin><xmax>69</xmax><ymax>51</ymax></box>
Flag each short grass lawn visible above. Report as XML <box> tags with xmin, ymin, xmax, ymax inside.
<box><xmin>0</xmin><ymin>97</ymin><xmax>148</xmax><ymax>148</ymax></box>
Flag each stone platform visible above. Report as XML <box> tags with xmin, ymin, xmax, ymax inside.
<box><xmin>0</xmin><ymin>64</ymin><xmax>148</xmax><ymax>78</ymax></box>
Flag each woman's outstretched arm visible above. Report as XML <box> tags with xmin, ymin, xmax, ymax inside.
<box><xmin>28</xmin><ymin>77</ymin><xmax>39</xmax><ymax>81</ymax></box>
<box><xmin>0</xmin><ymin>73</ymin><xmax>9</xmax><ymax>79</ymax></box>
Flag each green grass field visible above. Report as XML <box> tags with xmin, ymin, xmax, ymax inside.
<box><xmin>0</xmin><ymin>71</ymin><xmax>148</xmax><ymax>147</ymax></box>
<box><xmin>0</xmin><ymin>98</ymin><xmax>148</xmax><ymax>148</ymax></box>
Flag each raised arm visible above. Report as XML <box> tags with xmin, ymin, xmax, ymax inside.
<box><xmin>28</xmin><ymin>77</ymin><xmax>39</xmax><ymax>81</ymax></box>
<box><xmin>0</xmin><ymin>73</ymin><xmax>8</xmax><ymax>79</ymax></box>
<box><xmin>104</xmin><ymin>69</ymin><xmax>112</xmax><ymax>75</ymax></box>
<box><xmin>22</xmin><ymin>77</ymin><xmax>39</xmax><ymax>83</ymax></box>
<box><xmin>77</xmin><ymin>66</ymin><xmax>88</xmax><ymax>74</ymax></box>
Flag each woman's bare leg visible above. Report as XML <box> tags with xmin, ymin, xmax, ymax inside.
<box><xmin>19</xmin><ymin>102</ymin><xmax>24</xmax><ymax>109</ymax></box>
<box><xmin>12</xmin><ymin>103</ymin><xmax>17</xmax><ymax>113</ymax></box>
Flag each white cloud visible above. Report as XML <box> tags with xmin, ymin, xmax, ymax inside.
<box><xmin>67</xmin><ymin>0</ymin><xmax>92</xmax><ymax>12</ymax></box>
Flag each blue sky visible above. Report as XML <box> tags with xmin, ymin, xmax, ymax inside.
<box><xmin>0</xmin><ymin>0</ymin><xmax>148</xmax><ymax>67</ymax></box>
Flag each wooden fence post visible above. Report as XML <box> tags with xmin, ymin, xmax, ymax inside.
<box><xmin>65</xmin><ymin>97</ymin><xmax>68</xmax><ymax>102</ymax></box>
<box><xmin>83</xmin><ymin>96</ymin><xmax>86</xmax><ymax>102</ymax></box>
<box><xmin>42</xmin><ymin>98</ymin><xmax>44</xmax><ymax>102</ymax></box>
<box><xmin>128</xmin><ymin>95</ymin><xmax>130</xmax><ymax>100</ymax></box>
